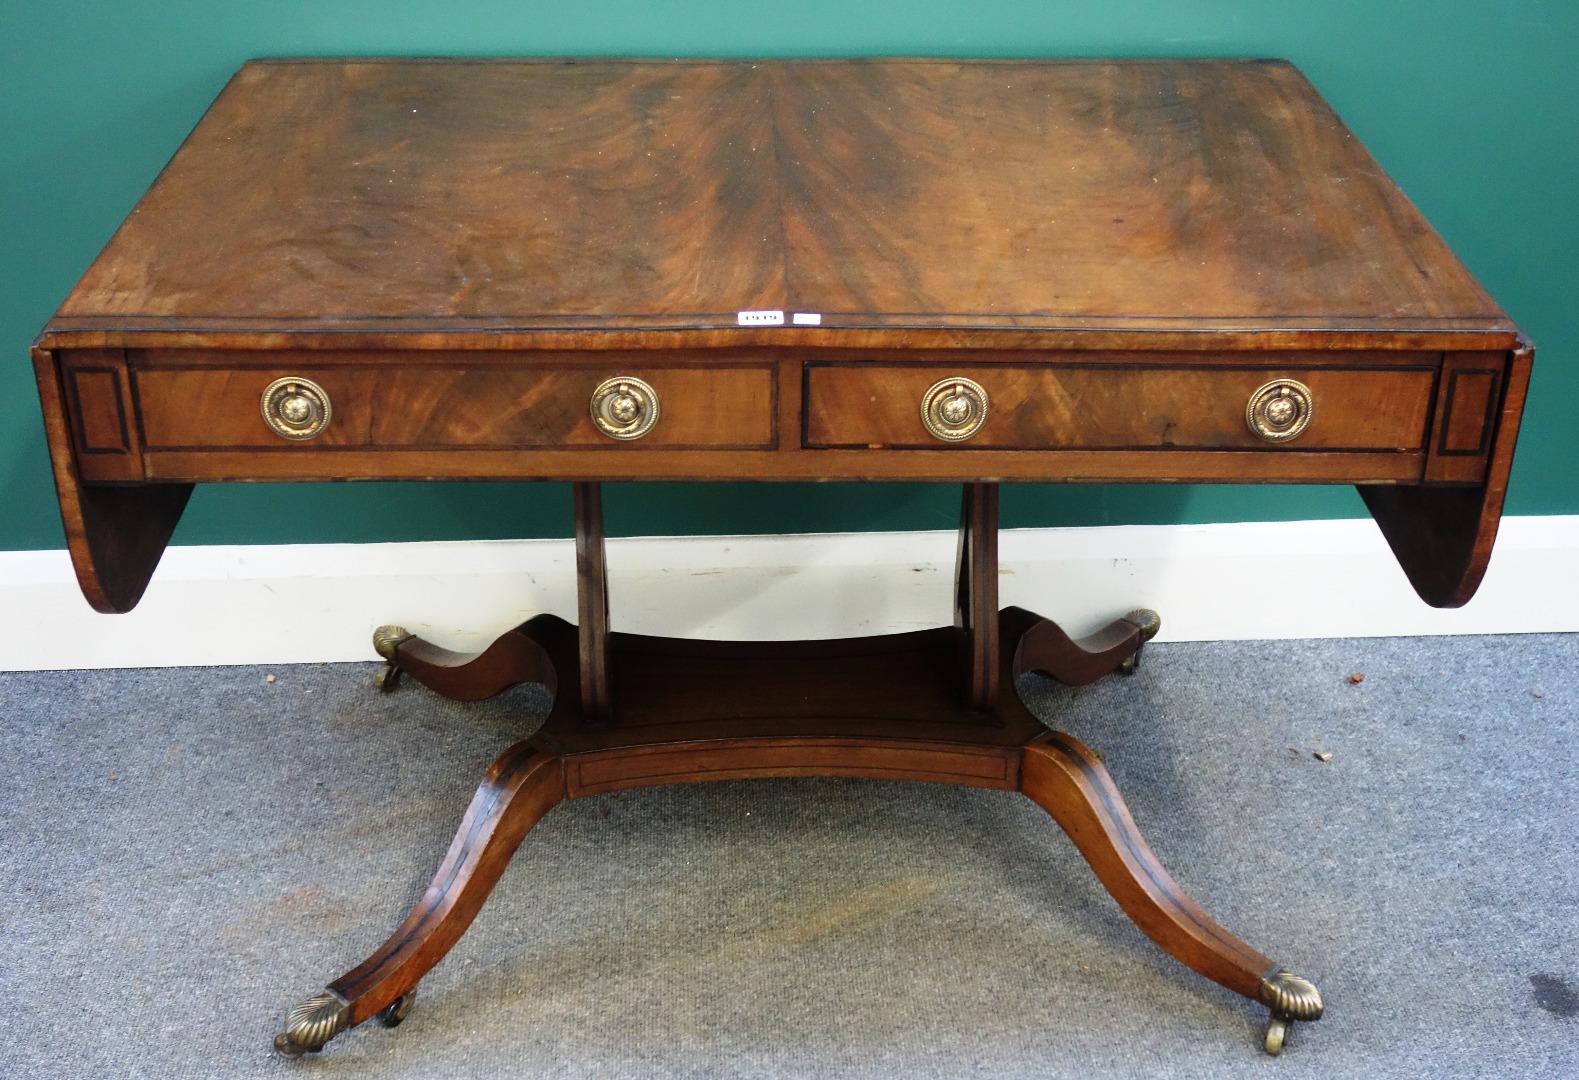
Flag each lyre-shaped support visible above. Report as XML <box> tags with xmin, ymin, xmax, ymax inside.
<box><xmin>573</xmin><ymin>482</ymin><xmax>612</xmax><ymax>726</ymax></box>
<box><xmin>955</xmin><ymin>482</ymin><xmax>1000</xmax><ymax>710</ymax></box>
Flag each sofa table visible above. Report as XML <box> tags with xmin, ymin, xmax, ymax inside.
<box><xmin>33</xmin><ymin>58</ymin><xmax>1530</xmax><ymax>1059</ymax></box>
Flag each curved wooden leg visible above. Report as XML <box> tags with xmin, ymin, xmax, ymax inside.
<box><xmin>1021</xmin><ymin>733</ymin><xmax>1323</xmax><ymax>1054</ymax></box>
<box><xmin>373</xmin><ymin>614</ymin><xmax>567</xmax><ymax>702</ymax></box>
<box><xmin>1014</xmin><ymin>609</ymin><xmax>1161</xmax><ymax>686</ymax></box>
<box><xmin>273</xmin><ymin>741</ymin><xmax>565</xmax><ymax>1057</ymax></box>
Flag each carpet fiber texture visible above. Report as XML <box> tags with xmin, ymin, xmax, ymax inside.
<box><xmin>1</xmin><ymin>634</ymin><xmax>1574</xmax><ymax>1078</ymax></box>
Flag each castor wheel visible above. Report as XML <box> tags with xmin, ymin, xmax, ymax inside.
<box><xmin>1264</xmin><ymin>1015</ymin><xmax>1291</xmax><ymax>1055</ymax></box>
<box><xmin>1258</xmin><ymin>970</ymin><xmax>1324</xmax><ymax>1056</ymax></box>
<box><xmin>378</xmin><ymin>987</ymin><xmax>417</xmax><ymax>1028</ymax></box>
<box><xmin>374</xmin><ymin>662</ymin><xmax>403</xmax><ymax>692</ymax></box>
<box><xmin>1117</xmin><ymin>609</ymin><xmax>1162</xmax><ymax>675</ymax></box>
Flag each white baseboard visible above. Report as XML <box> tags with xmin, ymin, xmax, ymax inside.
<box><xmin>1</xmin><ymin>516</ymin><xmax>1574</xmax><ymax>670</ymax></box>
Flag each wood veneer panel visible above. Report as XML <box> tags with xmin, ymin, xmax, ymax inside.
<box><xmin>32</xmin><ymin>347</ymin><xmax>191</xmax><ymax>613</ymax></box>
<box><xmin>54</xmin><ymin>60</ymin><xmax>782</xmax><ymax>327</ymax></box>
<box><xmin>805</xmin><ymin>365</ymin><xmax>1434</xmax><ymax>451</ymax></box>
<box><xmin>771</xmin><ymin>60</ymin><xmax>1504</xmax><ymax>328</ymax></box>
<box><xmin>41</xmin><ymin>59</ymin><xmax>1515</xmax><ymax>350</ymax></box>
<box><xmin>43</xmin><ymin>325</ymin><xmax>1522</xmax><ymax>353</ymax></box>
<box><xmin>67</xmin><ymin>370</ymin><xmax>128</xmax><ymax>452</ymax></box>
<box><xmin>140</xmin><ymin>446</ymin><xmax>1426</xmax><ymax>484</ymax></box>
<box><xmin>566</xmin><ymin>740</ymin><xmax>1016</xmax><ymax>797</ymax></box>
<box><xmin>58</xmin><ymin>349</ymin><xmax>143</xmax><ymax>482</ymax></box>
<box><xmin>135</xmin><ymin>366</ymin><xmax>775</xmax><ymax>449</ymax></box>
<box><xmin>1362</xmin><ymin>344</ymin><xmax>1533</xmax><ymax>608</ymax></box>
<box><xmin>1422</xmin><ymin>351</ymin><xmax>1503</xmax><ymax>484</ymax></box>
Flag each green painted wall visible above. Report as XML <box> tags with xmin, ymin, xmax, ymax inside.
<box><xmin>5</xmin><ymin>1</ymin><xmax>1573</xmax><ymax>547</ymax></box>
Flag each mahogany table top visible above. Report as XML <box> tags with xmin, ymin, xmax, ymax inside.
<box><xmin>40</xmin><ymin>57</ymin><xmax>1517</xmax><ymax>352</ymax></box>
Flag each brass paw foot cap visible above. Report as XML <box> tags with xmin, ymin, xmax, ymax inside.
<box><xmin>1260</xmin><ymin>969</ymin><xmax>1324</xmax><ymax>1021</ymax></box>
<box><xmin>1122</xmin><ymin>609</ymin><xmax>1162</xmax><ymax>644</ymax></box>
<box><xmin>1258</xmin><ymin>970</ymin><xmax>1323</xmax><ymax>1056</ymax></box>
<box><xmin>372</xmin><ymin>625</ymin><xmax>414</xmax><ymax>662</ymax></box>
<box><xmin>274</xmin><ymin>989</ymin><xmax>351</xmax><ymax>1057</ymax></box>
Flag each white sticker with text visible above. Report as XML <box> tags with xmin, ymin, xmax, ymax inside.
<box><xmin>737</xmin><ymin>309</ymin><xmax>785</xmax><ymax>326</ymax></box>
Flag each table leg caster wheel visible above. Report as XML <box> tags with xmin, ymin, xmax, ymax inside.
<box><xmin>1258</xmin><ymin>969</ymin><xmax>1323</xmax><ymax>1056</ymax></box>
<box><xmin>374</xmin><ymin>663</ymin><xmax>403</xmax><ymax>692</ymax></box>
<box><xmin>1117</xmin><ymin>609</ymin><xmax>1161</xmax><ymax>675</ymax></box>
<box><xmin>378</xmin><ymin>987</ymin><xmax>417</xmax><ymax>1028</ymax></box>
<box><xmin>1264</xmin><ymin>1015</ymin><xmax>1291</xmax><ymax>1055</ymax></box>
<box><xmin>272</xmin><ymin>989</ymin><xmax>351</xmax><ymax>1058</ymax></box>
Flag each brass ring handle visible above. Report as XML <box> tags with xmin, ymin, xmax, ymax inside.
<box><xmin>260</xmin><ymin>377</ymin><xmax>332</xmax><ymax>440</ymax></box>
<box><xmin>1245</xmin><ymin>379</ymin><xmax>1314</xmax><ymax>442</ymax></box>
<box><xmin>921</xmin><ymin>377</ymin><xmax>989</xmax><ymax>441</ymax></box>
<box><xmin>591</xmin><ymin>376</ymin><xmax>660</xmax><ymax>440</ymax></box>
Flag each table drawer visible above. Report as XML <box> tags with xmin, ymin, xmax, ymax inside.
<box><xmin>803</xmin><ymin>363</ymin><xmax>1436</xmax><ymax>451</ymax></box>
<box><xmin>136</xmin><ymin>363</ymin><xmax>777</xmax><ymax>450</ymax></box>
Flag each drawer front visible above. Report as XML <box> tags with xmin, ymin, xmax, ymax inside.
<box><xmin>136</xmin><ymin>364</ymin><xmax>776</xmax><ymax>450</ymax></box>
<box><xmin>803</xmin><ymin>364</ymin><xmax>1435</xmax><ymax>451</ymax></box>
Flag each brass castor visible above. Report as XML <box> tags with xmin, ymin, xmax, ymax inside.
<box><xmin>273</xmin><ymin>989</ymin><xmax>350</xmax><ymax>1058</ymax></box>
<box><xmin>372</xmin><ymin>625</ymin><xmax>415</xmax><ymax>692</ymax></box>
<box><xmin>1117</xmin><ymin>609</ymin><xmax>1162</xmax><ymax>675</ymax></box>
<box><xmin>1259</xmin><ymin>970</ymin><xmax>1324</xmax><ymax>1056</ymax></box>
<box><xmin>378</xmin><ymin>987</ymin><xmax>417</xmax><ymax>1028</ymax></box>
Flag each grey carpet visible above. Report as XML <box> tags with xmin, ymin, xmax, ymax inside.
<box><xmin>1</xmin><ymin>634</ymin><xmax>1575</xmax><ymax>1078</ymax></box>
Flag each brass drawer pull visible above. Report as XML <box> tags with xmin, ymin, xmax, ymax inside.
<box><xmin>1246</xmin><ymin>379</ymin><xmax>1314</xmax><ymax>442</ymax></box>
<box><xmin>260</xmin><ymin>377</ymin><xmax>332</xmax><ymax>440</ymax></box>
<box><xmin>591</xmin><ymin>376</ymin><xmax>660</xmax><ymax>440</ymax></box>
<box><xmin>921</xmin><ymin>378</ymin><xmax>988</xmax><ymax>441</ymax></box>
